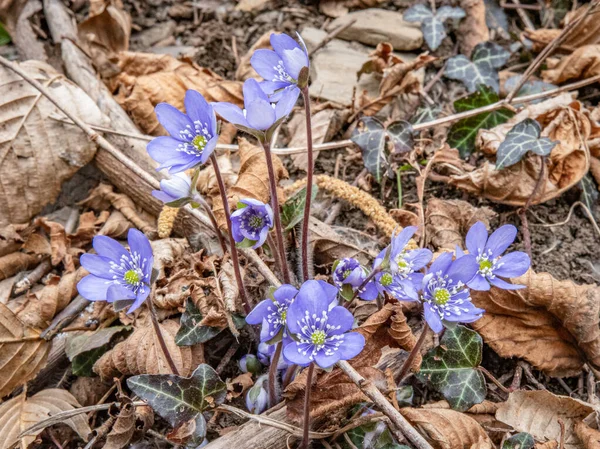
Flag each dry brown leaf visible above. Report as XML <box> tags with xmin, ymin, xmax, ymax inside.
<box><xmin>589</xmin><ymin>157</ymin><xmax>600</xmax><ymax>188</ymax></box>
<box><xmin>211</xmin><ymin>138</ymin><xmax>287</xmax><ymax>230</ymax></box>
<box><xmin>227</xmin><ymin>372</ymin><xmax>254</xmax><ymax>400</ymax></box>
<box><xmin>542</xmin><ymin>45</ymin><xmax>600</xmax><ymax>84</ymax></box>
<box><xmin>0</xmin><ymin>302</ymin><xmax>49</xmax><ymax>399</ymax></box>
<box><xmin>0</xmin><ymin>0</ymin><xmax>46</xmax><ymax>60</ymax></box>
<box><xmin>0</xmin><ymin>60</ymin><xmax>103</xmax><ymax>227</ymax></box>
<box><xmin>358</xmin><ymin>42</ymin><xmax>404</xmax><ymax>78</ymax></box>
<box><xmin>319</xmin><ymin>0</ymin><xmax>349</xmax><ymax>18</ymax></box>
<box><xmin>69</xmin><ymin>376</ymin><xmax>113</xmax><ymax>407</ymax></box>
<box><xmin>401</xmin><ymin>407</ymin><xmax>493</xmax><ymax>449</ymax></box>
<box><xmin>0</xmin><ymin>389</ymin><xmax>91</xmax><ymax>449</ymax></box>
<box><xmin>107</xmin><ymin>52</ymin><xmax>243</xmax><ymax>135</ymax></box>
<box><xmin>0</xmin><ymin>252</ymin><xmax>41</xmax><ymax>281</ymax></box>
<box><xmin>537</xmin><ymin>442</ymin><xmax>560</xmax><ymax>449</ymax></box>
<box><xmin>496</xmin><ymin>390</ymin><xmax>595</xmax><ymax>449</ymax></box>
<box><xmin>457</xmin><ymin>0</ymin><xmax>490</xmax><ymax>56</ymax></box>
<box><xmin>0</xmin><ymin>225</ymin><xmax>24</xmax><ymax>257</ymax></box>
<box><xmin>471</xmin><ymin>270</ymin><xmax>600</xmax><ymax>377</ymax></box>
<box><xmin>235</xmin><ymin>31</ymin><xmax>273</xmax><ymax>82</ymax></box>
<box><xmin>104</xmin><ymin>398</ymin><xmax>136</xmax><ymax>449</ymax></box>
<box><xmin>575</xmin><ymin>422</ymin><xmax>600</xmax><ymax>449</ymax></box>
<box><xmin>380</xmin><ymin>54</ymin><xmax>436</xmax><ymax>97</ymax></box>
<box><xmin>93</xmin><ymin>319</ymin><xmax>204</xmax><ymax>380</ymax></box>
<box><xmin>389</xmin><ymin>304</ymin><xmax>422</xmax><ymax>372</ymax></box>
<box><xmin>309</xmin><ymin>218</ymin><xmax>369</xmax><ymax>267</ymax></box>
<box><xmin>449</xmin><ymin>94</ymin><xmax>592</xmax><ymax>206</ymax></box>
<box><xmin>425</xmin><ymin>198</ymin><xmax>496</xmax><ymax>251</ymax></box>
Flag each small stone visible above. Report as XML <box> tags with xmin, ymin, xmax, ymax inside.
<box><xmin>168</xmin><ymin>4</ymin><xmax>194</xmax><ymax>19</ymax></box>
<box><xmin>328</xmin><ymin>8</ymin><xmax>423</xmax><ymax>51</ymax></box>
<box><xmin>134</xmin><ymin>20</ymin><xmax>177</xmax><ymax>48</ymax></box>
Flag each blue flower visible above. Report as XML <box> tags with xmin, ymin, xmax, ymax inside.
<box><xmin>152</xmin><ymin>172</ymin><xmax>200</xmax><ymax>206</ymax></box>
<box><xmin>246</xmin><ymin>375</ymin><xmax>268</xmax><ymax>414</ymax></box>
<box><xmin>77</xmin><ymin>229</ymin><xmax>154</xmax><ymax>313</ymax></box>
<box><xmin>283</xmin><ymin>280</ymin><xmax>365</xmax><ymax>368</ymax></box>
<box><xmin>147</xmin><ymin>90</ymin><xmax>218</xmax><ymax>174</ymax></box>
<box><xmin>250</xmin><ymin>32</ymin><xmax>309</xmax><ymax>101</ymax></box>
<box><xmin>258</xmin><ymin>342</ymin><xmax>290</xmax><ymax>371</ymax></box>
<box><xmin>231</xmin><ymin>198</ymin><xmax>274</xmax><ymax>249</ymax></box>
<box><xmin>332</xmin><ymin>257</ymin><xmax>378</xmax><ymax>301</ymax></box>
<box><xmin>464</xmin><ymin>221</ymin><xmax>531</xmax><ymax>291</ymax></box>
<box><xmin>212</xmin><ymin>78</ymin><xmax>299</xmax><ymax>139</ymax></box>
<box><xmin>421</xmin><ymin>252</ymin><xmax>483</xmax><ymax>333</ymax></box>
<box><xmin>246</xmin><ymin>284</ymin><xmax>299</xmax><ymax>343</ymax></box>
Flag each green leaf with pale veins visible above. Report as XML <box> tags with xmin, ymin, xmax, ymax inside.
<box><xmin>351</xmin><ymin>117</ymin><xmax>387</xmax><ymax>183</ymax></box>
<box><xmin>447</xmin><ymin>86</ymin><xmax>514</xmax><ymax>157</ymax></box>
<box><xmin>496</xmin><ymin>118</ymin><xmax>558</xmax><ymax>169</ymax></box>
<box><xmin>175</xmin><ymin>299</ymin><xmax>224</xmax><ymax>346</ymax></box>
<box><xmin>127</xmin><ymin>363</ymin><xmax>227</xmax><ymax>428</ymax></box>
<box><xmin>281</xmin><ymin>184</ymin><xmax>318</xmax><ymax>231</ymax></box>
<box><xmin>502</xmin><ymin>433</ymin><xmax>535</xmax><ymax>449</ymax></box>
<box><xmin>417</xmin><ymin>325</ymin><xmax>486</xmax><ymax>411</ymax></box>
<box><xmin>65</xmin><ymin>326</ymin><xmax>131</xmax><ymax>376</ymax></box>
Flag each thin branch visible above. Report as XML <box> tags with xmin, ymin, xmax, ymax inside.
<box><xmin>148</xmin><ymin>292</ymin><xmax>180</xmax><ymax>376</ymax></box>
<box><xmin>309</xmin><ymin>18</ymin><xmax>357</xmax><ymax>56</ymax></box>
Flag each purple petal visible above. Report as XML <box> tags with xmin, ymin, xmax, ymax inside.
<box><xmin>160</xmin><ymin>173</ymin><xmax>191</xmax><ymax>199</ymax></box>
<box><xmin>212</xmin><ymin>102</ymin><xmax>249</xmax><ymax>128</ymax></box>
<box><xmin>326</xmin><ymin>306</ymin><xmax>354</xmax><ymax>334</ymax></box>
<box><xmin>79</xmin><ymin>254</ymin><xmax>112</xmax><ymax>278</ymax></box>
<box><xmin>107</xmin><ymin>284</ymin><xmax>135</xmax><ymax>302</ymax></box>
<box><xmin>77</xmin><ymin>275</ymin><xmax>111</xmax><ymax>301</ymax></box>
<box><xmin>250</xmin><ymin>49</ymin><xmax>281</xmax><ymax>82</ymax></box>
<box><xmin>344</xmin><ymin>267</ymin><xmax>363</xmax><ymax>287</ymax></box>
<box><xmin>423</xmin><ymin>304</ymin><xmax>443</xmax><ymax>333</ymax></box>
<box><xmin>493</xmin><ymin>251</ymin><xmax>530</xmax><ymax>278</ymax></box>
<box><xmin>246</xmin><ymin>98</ymin><xmax>276</xmax><ymax>130</ymax></box>
<box><xmin>272</xmin><ymin>284</ymin><xmax>298</xmax><ymax>305</ymax></box>
<box><xmin>429</xmin><ymin>252</ymin><xmax>453</xmax><ymax>276</ymax></box>
<box><xmin>274</xmin><ymin>86</ymin><xmax>299</xmax><ymax>121</ymax></box>
<box><xmin>184</xmin><ymin>90</ymin><xmax>215</xmax><ymax>133</ymax></box>
<box><xmin>467</xmin><ymin>273</ymin><xmax>491</xmax><ymax>291</ymax></box>
<box><xmin>447</xmin><ymin>254</ymin><xmax>479</xmax><ymax>284</ymax></box>
<box><xmin>246</xmin><ymin>299</ymin><xmax>273</xmax><ymax>325</ymax></box>
<box><xmin>317</xmin><ymin>280</ymin><xmax>339</xmax><ymax>305</ymax></box>
<box><xmin>231</xmin><ymin>217</ymin><xmax>244</xmax><ymax>243</ymax></box>
<box><xmin>199</xmin><ymin>135</ymin><xmax>218</xmax><ymax>165</ymax></box>
<box><xmin>489</xmin><ymin>277</ymin><xmax>525</xmax><ymax>290</ymax></box>
<box><xmin>127</xmin><ymin>229</ymin><xmax>154</xmax><ymax>279</ymax></box>
<box><xmin>128</xmin><ymin>288</ymin><xmax>151</xmax><ymax>314</ymax></box>
<box><xmin>337</xmin><ymin>332</ymin><xmax>365</xmax><ymax>361</ymax></box>
<box><xmin>391</xmin><ymin>226</ymin><xmax>417</xmax><ymax>255</ymax></box>
<box><xmin>152</xmin><ymin>190</ymin><xmax>174</xmax><ymax>203</ymax></box>
<box><xmin>155</xmin><ymin>103</ymin><xmax>194</xmax><ymax>139</ymax></box>
<box><xmin>405</xmin><ymin>248</ymin><xmax>433</xmax><ymax>270</ymax></box>
<box><xmin>93</xmin><ymin>235</ymin><xmax>128</xmax><ymax>261</ymax></box>
<box><xmin>243</xmin><ymin>78</ymin><xmax>269</xmax><ymax>106</ymax></box>
<box><xmin>240</xmin><ymin>198</ymin><xmax>265</xmax><ymax>207</ymax></box>
<box><xmin>254</xmin><ymin>227</ymin><xmax>269</xmax><ymax>248</ymax></box>
<box><xmin>259</xmin><ymin>80</ymin><xmax>290</xmax><ymax>97</ymax></box>
<box><xmin>283</xmin><ymin>341</ymin><xmax>312</xmax><ymax>367</ymax></box>
<box><xmin>486</xmin><ymin>224</ymin><xmax>518</xmax><ymax>258</ymax></box>
<box><xmin>147</xmin><ymin>136</ymin><xmax>199</xmax><ymax>172</ymax></box>
<box><xmin>465</xmin><ymin>221</ymin><xmax>488</xmax><ymax>256</ymax></box>
<box><xmin>271</xmin><ymin>33</ymin><xmax>307</xmax><ymax>79</ymax></box>
<box><xmin>315</xmin><ymin>350</ymin><xmax>341</xmax><ymax>369</ymax></box>
<box><xmin>359</xmin><ymin>282</ymin><xmax>378</xmax><ymax>301</ymax></box>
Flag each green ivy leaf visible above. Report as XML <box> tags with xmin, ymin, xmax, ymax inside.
<box><xmin>345</xmin><ymin>419</ymin><xmax>399</xmax><ymax>449</ymax></box>
<box><xmin>387</xmin><ymin>121</ymin><xmax>414</xmax><ymax>154</ymax></box>
<box><xmin>351</xmin><ymin>117</ymin><xmax>387</xmax><ymax>183</ymax></box>
<box><xmin>65</xmin><ymin>326</ymin><xmax>131</xmax><ymax>376</ymax></box>
<box><xmin>412</xmin><ymin>106</ymin><xmax>440</xmax><ymax>125</ymax></box>
<box><xmin>0</xmin><ymin>23</ymin><xmax>10</xmax><ymax>46</ymax></box>
<box><xmin>281</xmin><ymin>184</ymin><xmax>318</xmax><ymax>231</ymax></box>
<box><xmin>580</xmin><ymin>173</ymin><xmax>598</xmax><ymax>213</ymax></box>
<box><xmin>127</xmin><ymin>363</ymin><xmax>227</xmax><ymax>429</ymax></box>
<box><xmin>175</xmin><ymin>300</ymin><xmax>224</xmax><ymax>346</ymax></box>
<box><xmin>404</xmin><ymin>4</ymin><xmax>465</xmax><ymax>51</ymax></box>
<box><xmin>496</xmin><ymin>119</ymin><xmax>558</xmax><ymax>169</ymax></box>
<box><xmin>447</xmin><ymin>86</ymin><xmax>514</xmax><ymax>157</ymax></box>
<box><xmin>502</xmin><ymin>433</ymin><xmax>535</xmax><ymax>449</ymax></box>
<box><xmin>417</xmin><ymin>325</ymin><xmax>486</xmax><ymax>411</ymax></box>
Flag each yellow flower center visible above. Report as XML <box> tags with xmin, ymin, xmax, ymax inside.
<box><xmin>280</xmin><ymin>310</ymin><xmax>287</xmax><ymax>322</ymax></box>
<box><xmin>343</xmin><ymin>269</ymin><xmax>353</xmax><ymax>279</ymax></box>
<box><xmin>124</xmin><ymin>269</ymin><xmax>140</xmax><ymax>285</ymax></box>
<box><xmin>397</xmin><ymin>259</ymin><xmax>408</xmax><ymax>269</ymax></box>
<box><xmin>479</xmin><ymin>259</ymin><xmax>493</xmax><ymax>272</ymax></box>
<box><xmin>433</xmin><ymin>288</ymin><xmax>451</xmax><ymax>306</ymax></box>
<box><xmin>381</xmin><ymin>273</ymin><xmax>393</xmax><ymax>287</ymax></box>
<box><xmin>192</xmin><ymin>135</ymin><xmax>207</xmax><ymax>152</ymax></box>
<box><xmin>311</xmin><ymin>330</ymin><xmax>326</xmax><ymax>346</ymax></box>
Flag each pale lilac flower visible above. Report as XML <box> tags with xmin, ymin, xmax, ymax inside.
<box><xmin>421</xmin><ymin>252</ymin><xmax>483</xmax><ymax>333</ymax></box>
<box><xmin>152</xmin><ymin>172</ymin><xmax>200</xmax><ymax>206</ymax></box>
<box><xmin>246</xmin><ymin>375</ymin><xmax>268</xmax><ymax>414</ymax></box>
<box><xmin>231</xmin><ymin>198</ymin><xmax>274</xmax><ymax>249</ymax></box>
<box><xmin>77</xmin><ymin>229</ymin><xmax>153</xmax><ymax>313</ymax></box>
<box><xmin>246</xmin><ymin>284</ymin><xmax>298</xmax><ymax>343</ymax></box>
<box><xmin>283</xmin><ymin>280</ymin><xmax>365</xmax><ymax>368</ymax></box>
<box><xmin>147</xmin><ymin>90</ymin><xmax>218</xmax><ymax>174</ymax></box>
<box><xmin>332</xmin><ymin>258</ymin><xmax>378</xmax><ymax>301</ymax></box>
<box><xmin>464</xmin><ymin>221</ymin><xmax>530</xmax><ymax>290</ymax></box>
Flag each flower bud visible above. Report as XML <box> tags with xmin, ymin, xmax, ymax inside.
<box><xmin>245</xmin><ymin>376</ymin><xmax>268</xmax><ymax>414</ymax></box>
<box><xmin>239</xmin><ymin>354</ymin><xmax>262</xmax><ymax>375</ymax></box>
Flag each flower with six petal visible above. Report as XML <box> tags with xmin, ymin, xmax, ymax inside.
<box><xmin>421</xmin><ymin>252</ymin><xmax>483</xmax><ymax>333</ymax></box>
<box><xmin>250</xmin><ymin>32</ymin><xmax>309</xmax><ymax>100</ymax></box>
<box><xmin>231</xmin><ymin>198</ymin><xmax>274</xmax><ymax>249</ymax></box>
<box><xmin>283</xmin><ymin>280</ymin><xmax>365</xmax><ymax>368</ymax></box>
<box><xmin>147</xmin><ymin>90</ymin><xmax>218</xmax><ymax>174</ymax></box>
<box><xmin>332</xmin><ymin>257</ymin><xmax>378</xmax><ymax>301</ymax></box>
<box><xmin>246</xmin><ymin>284</ymin><xmax>299</xmax><ymax>342</ymax></box>
<box><xmin>77</xmin><ymin>229</ymin><xmax>154</xmax><ymax>313</ymax></box>
<box><xmin>464</xmin><ymin>221</ymin><xmax>530</xmax><ymax>291</ymax></box>
<box><xmin>152</xmin><ymin>172</ymin><xmax>201</xmax><ymax>206</ymax></box>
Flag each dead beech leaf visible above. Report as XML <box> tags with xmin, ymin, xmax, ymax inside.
<box><xmin>0</xmin><ymin>60</ymin><xmax>103</xmax><ymax>227</ymax></box>
<box><xmin>309</xmin><ymin>218</ymin><xmax>369</xmax><ymax>267</ymax></box>
<box><xmin>401</xmin><ymin>407</ymin><xmax>493</xmax><ymax>449</ymax></box>
<box><xmin>99</xmin><ymin>211</ymin><xmax>134</xmax><ymax>238</ymax></box>
<box><xmin>0</xmin><ymin>302</ymin><xmax>50</xmax><ymax>399</ymax></box>
<box><xmin>389</xmin><ymin>304</ymin><xmax>422</xmax><ymax>372</ymax></box>
<box><xmin>93</xmin><ymin>319</ymin><xmax>204</xmax><ymax>380</ymax></box>
<box><xmin>380</xmin><ymin>54</ymin><xmax>436</xmax><ymax>97</ymax></box>
<box><xmin>449</xmin><ymin>94</ymin><xmax>593</xmax><ymax>206</ymax></box>
<box><xmin>235</xmin><ymin>31</ymin><xmax>273</xmax><ymax>82</ymax></box>
<box><xmin>0</xmin><ymin>389</ymin><xmax>91</xmax><ymax>449</ymax></box>
<box><xmin>457</xmin><ymin>0</ymin><xmax>490</xmax><ymax>56</ymax></box>
<box><xmin>471</xmin><ymin>270</ymin><xmax>600</xmax><ymax>377</ymax></box>
<box><xmin>227</xmin><ymin>372</ymin><xmax>254</xmax><ymax>400</ymax></box>
<box><xmin>0</xmin><ymin>252</ymin><xmax>40</xmax><ymax>281</ymax></box>
<box><xmin>575</xmin><ymin>422</ymin><xmax>600</xmax><ymax>449</ymax></box>
<box><xmin>496</xmin><ymin>390</ymin><xmax>595</xmax><ymax>449</ymax></box>
<box><xmin>542</xmin><ymin>46</ymin><xmax>600</xmax><ymax>84</ymax></box>
<box><xmin>0</xmin><ymin>225</ymin><xmax>24</xmax><ymax>257</ymax></box>
<box><xmin>107</xmin><ymin>52</ymin><xmax>243</xmax><ymax>135</ymax></box>
<box><xmin>211</xmin><ymin>138</ymin><xmax>288</xmax><ymax>230</ymax></box>
<box><xmin>104</xmin><ymin>398</ymin><xmax>136</xmax><ymax>449</ymax></box>
<box><xmin>425</xmin><ymin>198</ymin><xmax>496</xmax><ymax>251</ymax></box>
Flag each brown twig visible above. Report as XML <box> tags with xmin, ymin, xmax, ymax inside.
<box><xmin>12</xmin><ymin>258</ymin><xmax>52</xmax><ymax>296</ymax></box>
<box><xmin>558</xmin><ymin>419</ymin><xmax>566</xmax><ymax>449</ymax></box>
<box><xmin>147</xmin><ymin>292</ymin><xmax>180</xmax><ymax>376</ymax></box>
<box><xmin>478</xmin><ymin>366</ymin><xmax>511</xmax><ymax>395</ymax></box>
<box><xmin>309</xmin><ymin>19</ymin><xmax>357</xmax><ymax>56</ymax></box>
<box><xmin>510</xmin><ymin>364</ymin><xmax>523</xmax><ymax>391</ymax></box>
<box><xmin>396</xmin><ymin>323</ymin><xmax>429</xmax><ymax>383</ymax></box>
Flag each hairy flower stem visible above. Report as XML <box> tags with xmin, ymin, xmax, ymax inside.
<box><xmin>147</xmin><ymin>292</ymin><xmax>180</xmax><ymax>376</ymax></box>
<box><xmin>300</xmin><ymin>87</ymin><xmax>314</xmax><ymax>282</ymax></box>
<box><xmin>301</xmin><ymin>362</ymin><xmax>315</xmax><ymax>449</ymax></box>
<box><xmin>261</xmin><ymin>140</ymin><xmax>291</xmax><ymax>284</ymax></box>
<box><xmin>396</xmin><ymin>322</ymin><xmax>430</xmax><ymax>383</ymax></box>
<box><xmin>268</xmin><ymin>341</ymin><xmax>283</xmax><ymax>407</ymax></box>
<box><xmin>210</xmin><ymin>154</ymin><xmax>251</xmax><ymax>314</ymax></box>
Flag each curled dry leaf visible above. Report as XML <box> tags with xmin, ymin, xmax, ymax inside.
<box><xmin>425</xmin><ymin>198</ymin><xmax>496</xmax><ymax>251</ymax></box>
<box><xmin>449</xmin><ymin>94</ymin><xmax>593</xmax><ymax>206</ymax></box>
<box><xmin>471</xmin><ymin>270</ymin><xmax>600</xmax><ymax>377</ymax></box>
<box><xmin>0</xmin><ymin>225</ymin><xmax>25</xmax><ymax>257</ymax></box>
<box><xmin>575</xmin><ymin>422</ymin><xmax>600</xmax><ymax>449</ymax></box>
<box><xmin>0</xmin><ymin>389</ymin><xmax>91</xmax><ymax>449</ymax></box>
<box><xmin>0</xmin><ymin>60</ymin><xmax>103</xmax><ymax>227</ymax></box>
<box><xmin>389</xmin><ymin>304</ymin><xmax>422</xmax><ymax>372</ymax></box>
<box><xmin>457</xmin><ymin>0</ymin><xmax>490</xmax><ymax>56</ymax></box>
<box><xmin>69</xmin><ymin>376</ymin><xmax>113</xmax><ymax>407</ymax></box>
<box><xmin>227</xmin><ymin>372</ymin><xmax>254</xmax><ymax>400</ymax></box>
<box><xmin>107</xmin><ymin>52</ymin><xmax>243</xmax><ymax>135</ymax></box>
<box><xmin>496</xmin><ymin>390</ymin><xmax>595</xmax><ymax>449</ymax></box>
<box><xmin>542</xmin><ymin>45</ymin><xmax>600</xmax><ymax>84</ymax></box>
<box><xmin>0</xmin><ymin>252</ymin><xmax>40</xmax><ymax>281</ymax></box>
<box><xmin>235</xmin><ymin>30</ymin><xmax>273</xmax><ymax>82</ymax></box>
<box><xmin>93</xmin><ymin>319</ymin><xmax>204</xmax><ymax>380</ymax></box>
<box><xmin>0</xmin><ymin>302</ymin><xmax>50</xmax><ymax>399</ymax></box>
<box><xmin>401</xmin><ymin>407</ymin><xmax>493</xmax><ymax>449</ymax></box>
<box><xmin>104</xmin><ymin>398</ymin><xmax>136</xmax><ymax>449</ymax></box>
<box><xmin>100</xmin><ymin>211</ymin><xmax>134</xmax><ymax>239</ymax></box>
<box><xmin>211</xmin><ymin>138</ymin><xmax>288</xmax><ymax>231</ymax></box>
